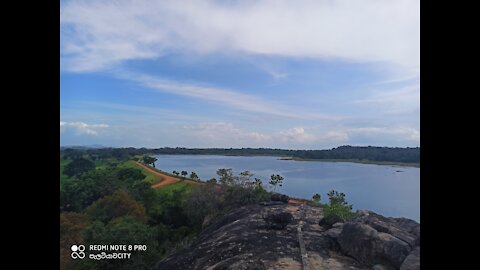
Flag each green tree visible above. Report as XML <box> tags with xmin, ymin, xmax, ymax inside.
<box><xmin>206</xmin><ymin>178</ymin><xmax>217</xmax><ymax>184</ymax></box>
<box><xmin>312</xmin><ymin>193</ymin><xmax>321</xmax><ymax>203</ymax></box>
<box><xmin>61</xmin><ymin>169</ymin><xmax>119</xmax><ymax>211</ymax></box>
<box><xmin>117</xmin><ymin>168</ymin><xmax>145</xmax><ymax>182</ymax></box>
<box><xmin>269</xmin><ymin>174</ymin><xmax>284</xmax><ymax>192</ymax></box>
<box><xmin>62</xmin><ymin>148</ymin><xmax>84</xmax><ymax>159</ymax></box>
<box><xmin>63</xmin><ymin>157</ymin><xmax>95</xmax><ymax>177</ymax></box>
<box><xmin>172</xmin><ymin>170</ymin><xmax>180</xmax><ymax>176</ymax></box>
<box><xmin>189</xmin><ymin>171</ymin><xmax>199</xmax><ymax>180</ymax></box>
<box><xmin>85</xmin><ymin>190</ymin><xmax>147</xmax><ymax>224</ymax></box>
<box><xmin>181</xmin><ymin>170</ymin><xmax>188</xmax><ymax>179</ymax></box>
<box><xmin>217</xmin><ymin>168</ymin><xmax>234</xmax><ymax>186</ymax></box>
<box><xmin>130</xmin><ymin>181</ymin><xmax>155</xmax><ymax>208</ymax></box>
<box><xmin>142</xmin><ymin>156</ymin><xmax>158</xmax><ymax>167</ymax></box>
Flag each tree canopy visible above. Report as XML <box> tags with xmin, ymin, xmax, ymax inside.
<box><xmin>63</xmin><ymin>157</ymin><xmax>95</xmax><ymax>177</ymax></box>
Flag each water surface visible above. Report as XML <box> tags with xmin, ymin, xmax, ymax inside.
<box><xmin>154</xmin><ymin>155</ymin><xmax>420</xmax><ymax>222</ymax></box>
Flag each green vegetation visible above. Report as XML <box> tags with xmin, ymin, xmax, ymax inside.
<box><xmin>60</xmin><ymin>152</ymin><xmax>199</xmax><ymax>270</ymax></box>
<box><xmin>185</xmin><ymin>169</ymin><xmax>270</xmax><ymax>230</ymax></box>
<box><xmin>156</xmin><ymin>181</ymin><xmax>193</xmax><ymax>197</ymax></box>
<box><xmin>142</xmin><ymin>155</ymin><xmax>158</xmax><ymax>168</ymax></box>
<box><xmin>321</xmin><ymin>190</ymin><xmax>355</xmax><ymax>227</ymax></box>
<box><xmin>63</xmin><ymin>145</ymin><xmax>420</xmax><ymax>166</ymax></box>
<box><xmin>189</xmin><ymin>171</ymin><xmax>199</xmax><ymax>180</ymax></box>
<box><xmin>64</xmin><ymin>157</ymin><xmax>95</xmax><ymax>177</ymax></box>
<box><xmin>60</xmin><ymin>148</ymin><xmax>367</xmax><ymax>269</ymax></box>
<box><xmin>60</xmin><ymin>149</ymin><xmax>281</xmax><ymax>269</ymax></box>
<box><xmin>120</xmin><ymin>160</ymin><xmax>163</xmax><ymax>184</ymax></box>
<box><xmin>269</xmin><ymin>174</ymin><xmax>284</xmax><ymax>192</ymax></box>
<box><xmin>311</xmin><ymin>193</ymin><xmax>321</xmax><ymax>206</ymax></box>
<box><xmin>60</xmin><ymin>158</ymin><xmax>71</xmax><ymax>186</ymax></box>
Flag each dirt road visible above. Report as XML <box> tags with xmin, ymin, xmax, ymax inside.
<box><xmin>134</xmin><ymin>161</ymin><xmax>199</xmax><ymax>188</ymax></box>
<box><xmin>134</xmin><ymin>162</ymin><xmax>307</xmax><ymax>205</ymax></box>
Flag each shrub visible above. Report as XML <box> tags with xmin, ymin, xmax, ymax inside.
<box><xmin>320</xmin><ymin>190</ymin><xmax>355</xmax><ymax>227</ymax></box>
<box><xmin>309</xmin><ymin>193</ymin><xmax>321</xmax><ymax>206</ymax></box>
<box><xmin>186</xmin><ymin>174</ymin><xmax>270</xmax><ymax>229</ymax></box>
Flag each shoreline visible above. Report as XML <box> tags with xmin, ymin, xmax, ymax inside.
<box><xmin>150</xmin><ymin>153</ymin><xmax>420</xmax><ymax>168</ymax></box>
<box><xmin>277</xmin><ymin>157</ymin><xmax>420</xmax><ymax>168</ymax></box>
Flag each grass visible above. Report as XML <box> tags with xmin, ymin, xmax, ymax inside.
<box><xmin>120</xmin><ymin>160</ymin><xmax>163</xmax><ymax>184</ymax></box>
<box><xmin>156</xmin><ymin>181</ymin><xmax>194</xmax><ymax>196</ymax></box>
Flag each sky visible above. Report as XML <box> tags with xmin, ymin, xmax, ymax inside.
<box><xmin>60</xmin><ymin>0</ymin><xmax>420</xmax><ymax>149</ymax></box>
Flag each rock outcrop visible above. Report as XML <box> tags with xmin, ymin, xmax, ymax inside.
<box><xmin>152</xmin><ymin>203</ymin><xmax>420</xmax><ymax>270</ymax></box>
<box><xmin>270</xmin><ymin>193</ymin><xmax>290</xmax><ymax>203</ymax></box>
<box><xmin>329</xmin><ymin>210</ymin><xmax>420</xmax><ymax>270</ymax></box>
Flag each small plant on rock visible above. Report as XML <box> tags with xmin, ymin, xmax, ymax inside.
<box><xmin>320</xmin><ymin>190</ymin><xmax>355</xmax><ymax>227</ymax></box>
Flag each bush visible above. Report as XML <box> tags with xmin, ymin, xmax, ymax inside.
<box><xmin>309</xmin><ymin>193</ymin><xmax>321</xmax><ymax>206</ymax></box>
<box><xmin>320</xmin><ymin>190</ymin><xmax>355</xmax><ymax>227</ymax></box>
<box><xmin>186</xmin><ymin>178</ymin><xmax>270</xmax><ymax>230</ymax></box>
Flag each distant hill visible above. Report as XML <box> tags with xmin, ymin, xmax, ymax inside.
<box><xmin>60</xmin><ymin>145</ymin><xmax>419</xmax><ymax>164</ymax></box>
<box><xmin>60</xmin><ymin>144</ymin><xmax>108</xmax><ymax>149</ymax></box>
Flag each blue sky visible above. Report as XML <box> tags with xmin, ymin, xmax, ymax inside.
<box><xmin>60</xmin><ymin>0</ymin><xmax>419</xmax><ymax>149</ymax></box>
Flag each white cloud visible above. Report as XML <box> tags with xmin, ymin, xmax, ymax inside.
<box><xmin>61</xmin><ymin>0</ymin><xmax>419</xmax><ymax>72</ymax></box>
<box><xmin>184</xmin><ymin>122</ymin><xmax>270</xmax><ymax>144</ymax></box>
<box><xmin>60</xmin><ymin>121</ymin><xmax>109</xmax><ymax>136</ymax></box>
<box><xmin>114</xmin><ymin>70</ymin><xmax>340</xmax><ymax>120</ymax></box>
<box><xmin>183</xmin><ymin>124</ymin><xmax>365</xmax><ymax>146</ymax></box>
<box><xmin>279</xmin><ymin>127</ymin><xmax>316</xmax><ymax>143</ymax></box>
<box><xmin>319</xmin><ymin>131</ymin><xmax>349</xmax><ymax>142</ymax></box>
<box><xmin>255</xmin><ymin>62</ymin><xmax>288</xmax><ymax>80</ymax></box>
<box><xmin>353</xmin><ymin>84</ymin><xmax>420</xmax><ymax>114</ymax></box>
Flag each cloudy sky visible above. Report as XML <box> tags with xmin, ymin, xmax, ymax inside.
<box><xmin>60</xmin><ymin>0</ymin><xmax>419</xmax><ymax>149</ymax></box>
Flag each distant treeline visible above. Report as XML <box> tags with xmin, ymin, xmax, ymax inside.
<box><xmin>61</xmin><ymin>145</ymin><xmax>419</xmax><ymax>164</ymax></box>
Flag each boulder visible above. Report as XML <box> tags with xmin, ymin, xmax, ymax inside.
<box><xmin>337</xmin><ymin>222</ymin><xmax>411</xmax><ymax>269</ymax></box>
<box><xmin>354</xmin><ymin>210</ymin><xmax>420</xmax><ymax>248</ymax></box>
<box><xmin>270</xmin><ymin>193</ymin><xmax>289</xmax><ymax>203</ymax></box>
<box><xmin>372</xmin><ymin>264</ymin><xmax>396</xmax><ymax>270</ymax></box>
<box><xmin>400</xmin><ymin>247</ymin><xmax>420</xmax><ymax>270</ymax></box>
<box><xmin>213</xmin><ymin>258</ymin><xmax>266</xmax><ymax>270</ymax></box>
<box><xmin>325</xmin><ymin>227</ymin><xmax>342</xmax><ymax>239</ymax></box>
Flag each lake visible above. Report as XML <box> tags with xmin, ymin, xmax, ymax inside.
<box><xmin>153</xmin><ymin>155</ymin><xmax>420</xmax><ymax>222</ymax></box>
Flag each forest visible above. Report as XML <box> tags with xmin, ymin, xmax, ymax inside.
<box><xmin>60</xmin><ymin>151</ymin><xmax>273</xmax><ymax>269</ymax></box>
<box><xmin>61</xmin><ymin>145</ymin><xmax>420</xmax><ymax>164</ymax></box>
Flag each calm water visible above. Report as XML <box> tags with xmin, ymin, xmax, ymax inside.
<box><xmin>154</xmin><ymin>155</ymin><xmax>420</xmax><ymax>222</ymax></box>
